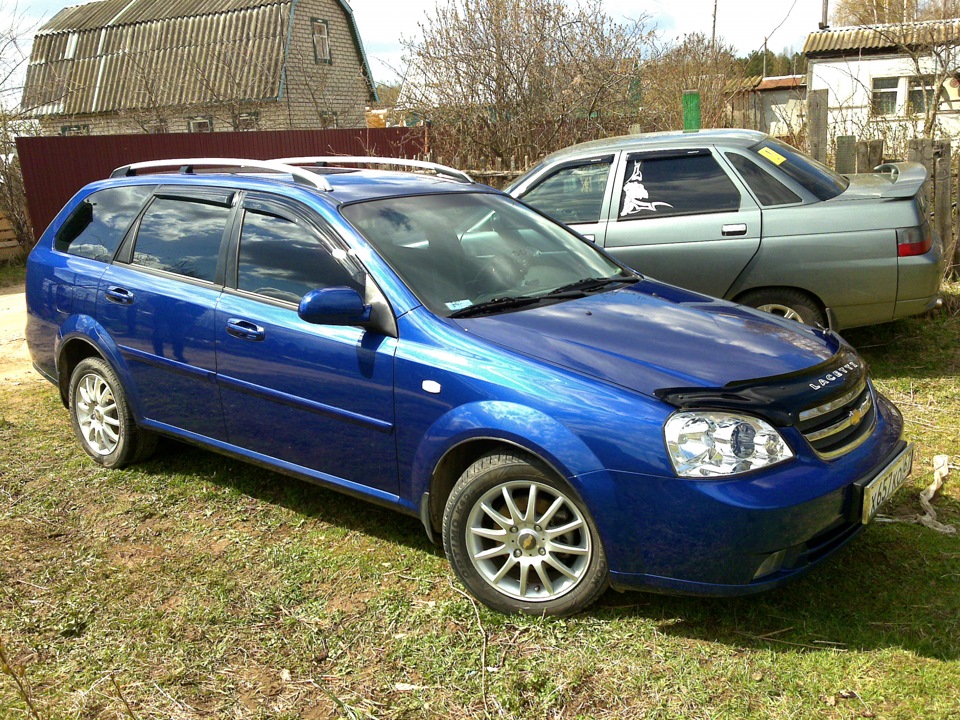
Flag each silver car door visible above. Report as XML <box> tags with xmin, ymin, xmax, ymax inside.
<box><xmin>600</xmin><ymin>149</ymin><xmax>761</xmax><ymax>298</ymax></box>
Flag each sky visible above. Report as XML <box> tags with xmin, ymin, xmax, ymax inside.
<box><xmin>13</xmin><ymin>0</ymin><xmax>828</xmax><ymax>85</ymax></box>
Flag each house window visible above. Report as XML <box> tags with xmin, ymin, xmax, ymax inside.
<box><xmin>871</xmin><ymin>77</ymin><xmax>899</xmax><ymax>116</ymax></box>
<box><xmin>187</xmin><ymin>116</ymin><xmax>214</xmax><ymax>133</ymax></box>
<box><xmin>60</xmin><ymin>124</ymin><xmax>90</xmax><ymax>136</ymax></box>
<box><xmin>312</xmin><ymin>19</ymin><xmax>331</xmax><ymax>63</ymax></box>
<box><xmin>234</xmin><ymin>112</ymin><xmax>259</xmax><ymax>131</ymax></box>
<box><xmin>145</xmin><ymin>121</ymin><xmax>168</xmax><ymax>134</ymax></box>
<box><xmin>908</xmin><ymin>76</ymin><xmax>936</xmax><ymax>114</ymax></box>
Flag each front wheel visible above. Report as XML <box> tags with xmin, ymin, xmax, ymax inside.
<box><xmin>739</xmin><ymin>288</ymin><xmax>827</xmax><ymax>328</ymax></box>
<box><xmin>442</xmin><ymin>450</ymin><xmax>608</xmax><ymax>616</ymax></box>
<box><xmin>68</xmin><ymin>357</ymin><xmax>157</xmax><ymax>468</ymax></box>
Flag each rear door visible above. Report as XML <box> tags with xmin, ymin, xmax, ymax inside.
<box><xmin>97</xmin><ymin>188</ymin><xmax>232</xmax><ymax>439</ymax></box>
<box><xmin>600</xmin><ymin>149</ymin><xmax>761</xmax><ymax>298</ymax></box>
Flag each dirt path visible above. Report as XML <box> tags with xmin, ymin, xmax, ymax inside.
<box><xmin>0</xmin><ymin>284</ymin><xmax>41</xmax><ymax>385</ymax></box>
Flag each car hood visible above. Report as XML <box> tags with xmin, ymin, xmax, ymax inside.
<box><xmin>455</xmin><ymin>282</ymin><xmax>841</xmax><ymax>397</ymax></box>
<box><xmin>839</xmin><ymin>162</ymin><xmax>927</xmax><ymax>200</ymax></box>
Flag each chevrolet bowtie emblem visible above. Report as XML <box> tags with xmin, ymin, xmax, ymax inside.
<box><xmin>849</xmin><ymin>406</ymin><xmax>864</xmax><ymax>426</ymax></box>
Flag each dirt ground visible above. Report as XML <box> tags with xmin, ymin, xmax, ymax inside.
<box><xmin>0</xmin><ymin>284</ymin><xmax>41</xmax><ymax>385</ymax></box>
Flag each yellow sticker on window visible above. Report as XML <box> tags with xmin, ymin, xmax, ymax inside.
<box><xmin>758</xmin><ymin>147</ymin><xmax>787</xmax><ymax>166</ymax></box>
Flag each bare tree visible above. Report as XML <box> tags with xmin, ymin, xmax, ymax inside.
<box><xmin>834</xmin><ymin>0</ymin><xmax>960</xmax><ymax>24</ymax></box>
<box><xmin>0</xmin><ymin>2</ymin><xmax>37</xmax><ymax>253</ymax></box>
<box><xmin>401</xmin><ymin>0</ymin><xmax>655</xmax><ymax>163</ymax></box>
<box><xmin>833</xmin><ymin>0</ymin><xmax>921</xmax><ymax>25</ymax></box>
<box><xmin>638</xmin><ymin>33</ymin><xmax>745</xmax><ymax>132</ymax></box>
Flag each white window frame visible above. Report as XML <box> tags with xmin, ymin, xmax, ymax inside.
<box><xmin>312</xmin><ymin>19</ymin><xmax>331</xmax><ymax>64</ymax></box>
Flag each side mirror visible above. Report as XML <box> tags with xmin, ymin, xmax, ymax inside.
<box><xmin>298</xmin><ymin>287</ymin><xmax>371</xmax><ymax>326</ymax></box>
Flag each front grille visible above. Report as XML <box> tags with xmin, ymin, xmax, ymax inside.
<box><xmin>797</xmin><ymin>379</ymin><xmax>876</xmax><ymax>458</ymax></box>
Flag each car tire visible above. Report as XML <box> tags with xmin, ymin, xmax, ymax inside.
<box><xmin>68</xmin><ymin>357</ymin><xmax>157</xmax><ymax>468</ymax></box>
<box><xmin>739</xmin><ymin>288</ymin><xmax>827</xmax><ymax>328</ymax></box>
<box><xmin>442</xmin><ymin>449</ymin><xmax>608</xmax><ymax>616</ymax></box>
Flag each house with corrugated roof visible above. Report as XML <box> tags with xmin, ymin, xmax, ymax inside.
<box><xmin>804</xmin><ymin>19</ymin><xmax>960</xmax><ymax>139</ymax></box>
<box><xmin>21</xmin><ymin>0</ymin><xmax>378</xmax><ymax>136</ymax></box>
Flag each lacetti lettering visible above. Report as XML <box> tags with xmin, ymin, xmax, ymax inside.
<box><xmin>809</xmin><ymin>361</ymin><xmax>859</xmax><ymax>391</ymax></box>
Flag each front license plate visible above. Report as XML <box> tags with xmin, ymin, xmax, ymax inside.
<box><xmin>861</xmin><ymin>444</ymin><xmax>914</xmax><ymax>524</ymax></box>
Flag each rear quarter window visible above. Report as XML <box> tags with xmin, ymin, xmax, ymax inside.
<box><xmin>55</xmin><ymin>185</ymin><xmax>154</xmax><ymax>261</ymax></box>
<box><xmin>725</xmin><ymin>152</ymin><xmax>802</xmax><ymax>206</ymax></box>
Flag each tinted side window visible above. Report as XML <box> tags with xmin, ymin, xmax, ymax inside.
<box><xmin>132</xmin><ymin>197</ymin><xmax>230</xmax><ymax>282</ymax></box>
<box><xmin>619</xmin><ymin>154</ymin><xmax>741</xmax><ymax>220</ymax></box>
<box><xmin>55</xmin><ymin>185</ymin><xmax>154</xmax><ymax>261</ymax></box>
<box><xmin>522</xmin><ymin>161</ymin><xmax>611</xmax><ymax>224</ymax></box>
<box><xmin>725</xmin><ymin>153</ymin><xmax>801</xmax><ymax>206</ymax></box>
<box><xmin>237</xmin><ymin>209</ymin><xmax>363</xmax><ymax>304</ymax></box>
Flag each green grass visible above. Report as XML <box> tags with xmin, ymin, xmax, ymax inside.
<box><xmin>2</xmin><ymin>287</ymin><xmax>959</xmax><ymax>719</ymax></box>
<box><xmin>0</xmin><ymin>258</ymin><xmax>26</xmax><ymax>289</ymax></box>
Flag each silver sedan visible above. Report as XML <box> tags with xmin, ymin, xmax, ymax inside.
<box><xmin>508</xmin><ymin>129</ymin><xmax>945</xmax><ymax>330</ymax></box>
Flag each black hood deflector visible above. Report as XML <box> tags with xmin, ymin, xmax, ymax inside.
<box><xmin>654</xmin><ymin>345</ymin><xmax>866</xmax><ymax>427</ymax></box>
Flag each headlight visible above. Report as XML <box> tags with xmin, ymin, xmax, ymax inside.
<box><xmin>664</xmin><ymin>411</ymin><xmax>794</xmax><ymax>478</ymax></box>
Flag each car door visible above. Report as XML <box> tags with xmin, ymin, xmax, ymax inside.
<box><xmin>215</xmin><ymin>195</ymin><xmax>400</xmax><ymax>496</ymax></box>
<box><xmin>97</xmin><ymin>187</ymin><xmax>232</xmax><ymax>439</ymax></box>
<box><xmin>515</xmin><ymin>155</ymin><xmax>615</xmax><ymax>244</ymax></box>
<box><xmin>600</xmin><ymin>149</ymin><xmax>762</xmax><ymax>298</ymax></box>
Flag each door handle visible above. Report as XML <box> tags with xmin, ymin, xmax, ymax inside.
<box><xmin>105</xmin><ymin>287</ymin><xmax>134</xmax><ymax>304</ymax></box>
<box><xmin>226</xmin><ymin>318</ymin><xmax>265</xmax><ymax>342</ymax></box>
<box><xmin>721</xmin><ymin>224</ymin><xmax>748</xmax><ymax>237</ymax></box>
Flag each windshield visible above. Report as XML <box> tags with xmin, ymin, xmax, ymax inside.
<box><xmin>341</xmin><ymin>193</ymin><xmax>629</xmax><ymax>317</ymax></box>
<box><xmin>749</xmin><ymin>139</ymin><xmax>849</xmax><ymax>201</ymax></box>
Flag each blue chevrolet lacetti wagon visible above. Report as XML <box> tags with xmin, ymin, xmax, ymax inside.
<box><xmin>26</xmin><ymin>157</ymin><xmax>914</xmax><ymax>615</ymax></box>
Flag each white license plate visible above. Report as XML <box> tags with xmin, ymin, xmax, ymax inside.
<box><xmin>862</xmin><ymin>444</ymin><xmax>914</xmax><ymax>524</ymax></box>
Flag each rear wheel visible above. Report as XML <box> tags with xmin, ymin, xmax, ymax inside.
<box><xmin>442</xmin><ymin>450</ymin><xmax>608</xmax><ymax>616</ymax></box>
<box><xmin>739</xmin><ymin>288</ymin><xmax>827</xmax><ymax>328</ymax></box>
<box><xmin>69</xmin><ymin>357</ymin><xmax>157</xmax><ymax>468</ymax></box>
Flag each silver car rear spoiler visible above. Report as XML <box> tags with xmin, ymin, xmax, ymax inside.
<box><xmin>872</xmin><ymin>162</ymin><xmax>928</xmax><ymax>198</ymax></box>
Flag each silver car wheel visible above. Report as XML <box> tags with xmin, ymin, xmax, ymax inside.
<box><xmin>756</xmin><ymin>302</ymin><xmax>804</xmax><ymax>321</ymax></box>
<box><xmin>75</xmin><ymin>372</ymin><xmax>121</xmax><ymax>455</ymax></box>
<box><xmin>465</xmin><ymin>480</ymin><xmax>592</xmax><ymax>601</ymax></box>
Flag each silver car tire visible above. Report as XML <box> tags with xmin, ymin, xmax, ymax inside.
<box><xmin>68</xmin><ymin>357</ymin><xmax>157</xmax><ymax>468</ymax></box>
<box><xmin>442</xmin><ymin>449</ymin><xmax>608</xmax><ymax>616</ymax></box>
<box><xmin>739</xmin><ymin>288</ymin><xmax>827</xmax><ymax>328</ymax></box>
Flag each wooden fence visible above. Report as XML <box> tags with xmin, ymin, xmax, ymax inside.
<box><xmin>0</xmin><ymin>212</ymin><xmax>19</xmax><ymax>263</ymax></box>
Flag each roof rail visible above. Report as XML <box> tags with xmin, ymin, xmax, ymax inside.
<box><xmin>275</xmin><ymin>156</ymin><xmax>474</xmax><ymax>183</ymax></box>
<box><xmin>109</xmin><ymin>158</ymin><xmax>334</xmax><ymax>192</ymax></box>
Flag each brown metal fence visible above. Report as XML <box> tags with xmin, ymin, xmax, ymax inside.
<box><xmin>16</xmin><ymin>127</ymin><xmax>426</xmax><ymax>239</ymax></box>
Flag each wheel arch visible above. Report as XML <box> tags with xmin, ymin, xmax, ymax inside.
<box><xmin>55</xmin><ymin>317</ymin><xmax>139</xmax><ymax>414</ymax></box>
<box><xmin>410</xmin><ymin>402</ymin><xmax>604</xmax><ymax>542</ymax></box>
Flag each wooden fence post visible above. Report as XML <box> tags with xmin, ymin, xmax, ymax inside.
<box><xmin>934</xmin><ymin>141</ymin><xmax>953</xmax><ymax>277</ymax></box>
<box><xmin>835</xmin><ymin>136</ymin><xmax>856</xmax><ymax>174</ymax></box>
<box><xmin>855</xmin><ymin>139</ymin><xmax>884</xmax><ymax>173</ymax></box>
<box><xmin>807</xmin><ymin>89</ymin><xmax>828</xmax><ymax>164</ymax></box>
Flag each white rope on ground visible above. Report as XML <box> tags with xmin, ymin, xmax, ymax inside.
<box><xmin>876</xmin><ymin>455</ymin><xmax>956</xmax><ymax>535</ymax></box>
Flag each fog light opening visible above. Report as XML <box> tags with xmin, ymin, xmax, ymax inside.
<box><xmin>753</xmin><ymin>550</ymin><xmax>787</xmax><ymax>580</ymax></box>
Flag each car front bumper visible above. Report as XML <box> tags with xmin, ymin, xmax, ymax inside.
<box><xmin>578</xmin><ymin>393</ymin><xmax>907</xmax><ymax>596</ymax></box>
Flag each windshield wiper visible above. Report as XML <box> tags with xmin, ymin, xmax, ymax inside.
<box><xmin>542</xmin><ymin>274</ymin><xmax>640</xmax><ymax>297</ymax></box>
<box><xmin>448</xmin><ymin>295</ymin><xmax>542</xmax><ymax>318</ymax></box>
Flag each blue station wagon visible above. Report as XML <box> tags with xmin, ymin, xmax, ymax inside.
<box><xmin>26</xmin><ymin>157</ymin><xmax>913</xmax><ymax>615</ymax></box>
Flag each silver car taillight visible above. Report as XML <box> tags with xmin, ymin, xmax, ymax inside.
<box><xmin>896</xmin><ymin>225</ymin><xmax>933</xmax><ymax>257</ymax></box>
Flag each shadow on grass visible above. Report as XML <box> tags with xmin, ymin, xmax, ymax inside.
<box><xmin>140</xmin><ymin>440</ymin><xmax>959</xmax><ymax>662</ymax></box>
<box><xmin>140</xmin><ymin>437</ymin><xmax>441</xmax><ymax>557</ymax></box>
<box><xmin>596</xmin><ymin>523</ymin><xmax>960</xmax><ymax>661</ymax></box>
<box><xmin>842</xmin><ymin>303</ymin><xmax>960</xmax><ymax>381</ymax></box>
